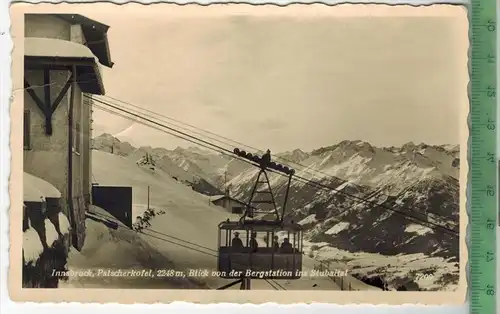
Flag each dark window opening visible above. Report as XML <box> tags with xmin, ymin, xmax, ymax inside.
<box><xmin>74</xmin><ymin>122</ymin><xmax>81</xmax><ymax>154</ymax></box>
<box><xmin>23</xmin><ymin>110</ymin><xmax>30</xmax><ymax>150</ymax></box>
<box><xmin>232</xmin><ymin>207</ymin><xmax>243</xmax><ymax>214</ymax></box>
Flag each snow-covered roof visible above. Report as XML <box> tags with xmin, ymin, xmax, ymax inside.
<box><xmin>24</xmin><ymin>172</ymin><xmax>61</xmax><ymax>200</ymax></box>
<box><xmin>24</xmin><ymin>37</ymin><xmax>106</xmax><ymax>95</ymax></box>
<box><xmin>209</xmin><ymin>195</ymin><xmax>248</xmax><ymax>206</ymax></box>
<box><xmin>25</xmin><ymin>37</ymin><xmax>97</xmax><ymax>60</ymax></box>
<box><xmin>209</xmin><ymin>195</ymin><xmax>226</xmax><ymax>202</ymax></box>
<box><xmin>23</xmin><ymin>177</ymin><xmax>45</xmax><ymax>203</ymax></box>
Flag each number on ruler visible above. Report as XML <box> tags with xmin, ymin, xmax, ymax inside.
<box><xmin>486</xmin><ymin>185</ymin><xmax>495</xmax><ymax>196</ymax></box>
<box><xmin>486</xmin><ymin>251</ymin><xmax>494</xmax><ymax>262</ymax></box>
<box><xmin>486</xmin><ymin>284</ymin><xmax>496</xmax><ymax>296</ymax></box>
<box><xmin>487</xmin><ymin>152</ymin><xmax>495</xmax><ymax>163</ymax></box>
<box><xmin>487</xmin><ymin>19</ymin><xmax>496</xmax><ymax>31</ymax></box>
<box><xmin>487</xmin><ymin>118</ymin><xmax>495</xmax><ymax>130</ymax></box>
<box><xmin>487</xmin><ymin>54</ymin><xmax>495</xmax><ymax>63</ymax></box>
<box><xmin>487</xmin><ymin>85</ymin><xmax>496</xmax><ymax>98</ymax></box>
<box><xmin>486</xmin><ymin>219</ymin><xmax>495</xmax><ymax>230</ymax></box>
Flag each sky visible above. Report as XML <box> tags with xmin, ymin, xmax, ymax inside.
<box><xmin>82</xmin><ymin>5</ymin><xmax>468</xmax><ymax>153</ymax></box>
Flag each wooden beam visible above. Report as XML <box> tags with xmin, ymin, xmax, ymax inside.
<box><xmin>25</xmin><ymin>56</ymin><xmax>96</xmax><ymax>68</ymax></box>
<box><xmin>23</xmin><ymin>79</ymin><xmax>46</xmax><ymax>115</ymax></box>
<box><xmin>43</xmin><ymin>67</ymin><xmax>52</xmax><ymax>135</ymax></box>
<box><xmin>25</xmin><ymin>68</ymin><xmax>75</xmax><ymax>136</ymax></box>
<box><xmin>24</xmin><ymin>63</ymin><xmax>72</xmax><ymax>71</ymax></box>
<box><xmin>51</xmin><ymin>73</ymin><xmax>73</xmax><ymax>113</ymax></box>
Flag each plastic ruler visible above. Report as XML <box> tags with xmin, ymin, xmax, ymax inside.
<box><xmin>470</xmin><ymin>0</ymin><xmax>497</xmax><ymax>313</ymax></box>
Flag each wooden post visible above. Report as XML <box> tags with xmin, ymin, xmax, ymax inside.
<box><xmin>68</xmin><ymin>65</ymin><xmax>77</xmax><ymax>248</ymax></box>
<box><xmin>43</xmin><ymin>67</ymin><xmax>52</xmax><ymax>135</ymax></box>
<box><xmin>239</xmin><ymin>277</ymin><xmax>251</xmax><ymax>290</ymax></box>
<box><xmin>147</xmin><ymin>186</ymin><xmax>150</xmax><ymax>210</ymax></box>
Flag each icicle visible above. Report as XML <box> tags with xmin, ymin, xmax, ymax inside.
<box><xmin>23</xmin><ymin>225</ymin><xmax>43</xmax><ymax>263</ymax></box>
<box><xmin>58</xmin><ymin>212</ymin><xmax>71</xmax><ymax>235</ymax></box>
<box><xmin>45</xmin><ymin>219</ymin><xmax>59</xmax><ymax>247</ymax></box>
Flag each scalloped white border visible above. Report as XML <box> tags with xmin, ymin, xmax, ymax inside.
<box><xmin>0</xmin><ymin>0</ymin><xmax>472</xmax><ymax>313</ymax></box>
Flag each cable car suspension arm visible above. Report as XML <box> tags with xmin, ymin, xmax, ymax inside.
<box><xmin>280</xmin><ymin>173</ymin><xmax>294</xmax><ymax>223</ymax></box>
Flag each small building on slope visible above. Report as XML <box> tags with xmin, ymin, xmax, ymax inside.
<box><xmin>210</xmin><ymin>189</ymin><xmax>247</xmax><ymax>214</ymax></box>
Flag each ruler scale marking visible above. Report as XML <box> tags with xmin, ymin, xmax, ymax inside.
<box><xmin>470</xmin><ymin>0</ymin><xmax>497</xmax><ymax>313</ymax></box>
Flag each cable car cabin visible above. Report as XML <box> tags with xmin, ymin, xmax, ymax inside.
<box><xmin>217</xmin><ymin>220</ymin><xmax>303</xmax><ymax>280</ymax></box>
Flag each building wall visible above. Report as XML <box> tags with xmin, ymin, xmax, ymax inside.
<box><xmin>212</xmin><ymin>198</ymin><xmax>244</xmax><ymax>214</ymax></box>
<box><xmin>69</xmin><ymin>23</ymin><xmax>90</xmax><ymax>210</ymax></box>
<box><xmin>23</xmin><ymin>69</ymin><xmax>71</xmax><ymax>214</ymax></box>
<box><xmin>71</xmin><ymin>82</ymin><xmax>83</xmax><ymax>201</ymax></box>
<box><xmin>70</xmin><ymin>24</ymin><xmax>86</xmax><ymax>45</ymax></box>
<box><xmin>24</xmin><ymin>15</ymin><xmax>92</xmax><ymax>245</ymax></box>
<box><xmin>81</xmin><ymin>94</ymin><xmax>92</xmax><ymax>203</ymax></box>
<box><xmin>25</xmin><ymin>14</ymin><xmax>70</xmax><ymax>40</ymax></box>
<box><xmin>23</xmin><ymin>16</ymin><xmax>73</xmax><ymax>211</ymax></box>
<box><xmin>212</xmin><ymin>198</ymin><xmax>226</xmax><ymax>209</ymax></box>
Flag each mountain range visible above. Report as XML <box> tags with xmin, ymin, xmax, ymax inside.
<box><xmin>92</xmin><ymin>133</ymin><xmax>460</xmax><ymax>290</ymax></box>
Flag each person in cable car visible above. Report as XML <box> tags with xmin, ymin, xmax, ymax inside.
<box><xmin>231</xmin><ymin>232</ymin><xmax>244</xmax><ymax>250</ymax></box>
<box><xmin>272</xmin><ymin>235</ymin><xmax>280</xmax><ymax>251</ymax></box>
<box><xmin>280</xmin><ymin>238</ymin><xmax>293</xmax><ymax>253</ymax></box>
<box><xmin>260</xmin><ymin>149</ymin><xmax>271</xmax><ymax>168</ymax></box>
<box><xmin>249</xmin><ymin>232</ymin><xmax>259</xmax><ymax>252</ymax></box>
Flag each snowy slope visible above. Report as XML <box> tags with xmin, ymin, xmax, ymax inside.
<box><xmin>95</xmin><ymin>133</ymin><xmax>254</xmax><ymax>196</ymax></box>
<box><xmin>92</xmin><ymin>133</ymin><xmax>136</xmax><ymax>156</ymax></box>
<box><xmin>153</xmin><ymin>146</ymin><xmax>251</xmax><ymax>191</ymax></box>
<box><xmin>60</xmin><ymin>205</ymin><xmax>206</xmax><ymax>289</ymax></box>
<box><xmin>70</xmin><ymin>150</ymin><xmax>376</xmax><ymax>290</ymax></box>
<box><xmin>93</xmin><ymin>134</ymin><xmax>224</xmax><ymax>196</ymax></box>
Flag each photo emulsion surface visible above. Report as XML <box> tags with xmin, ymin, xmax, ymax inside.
<box><xmin>10</xmin><ymin>3</ymin><xmax>468</xmax><ymax>304</ymax></box>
